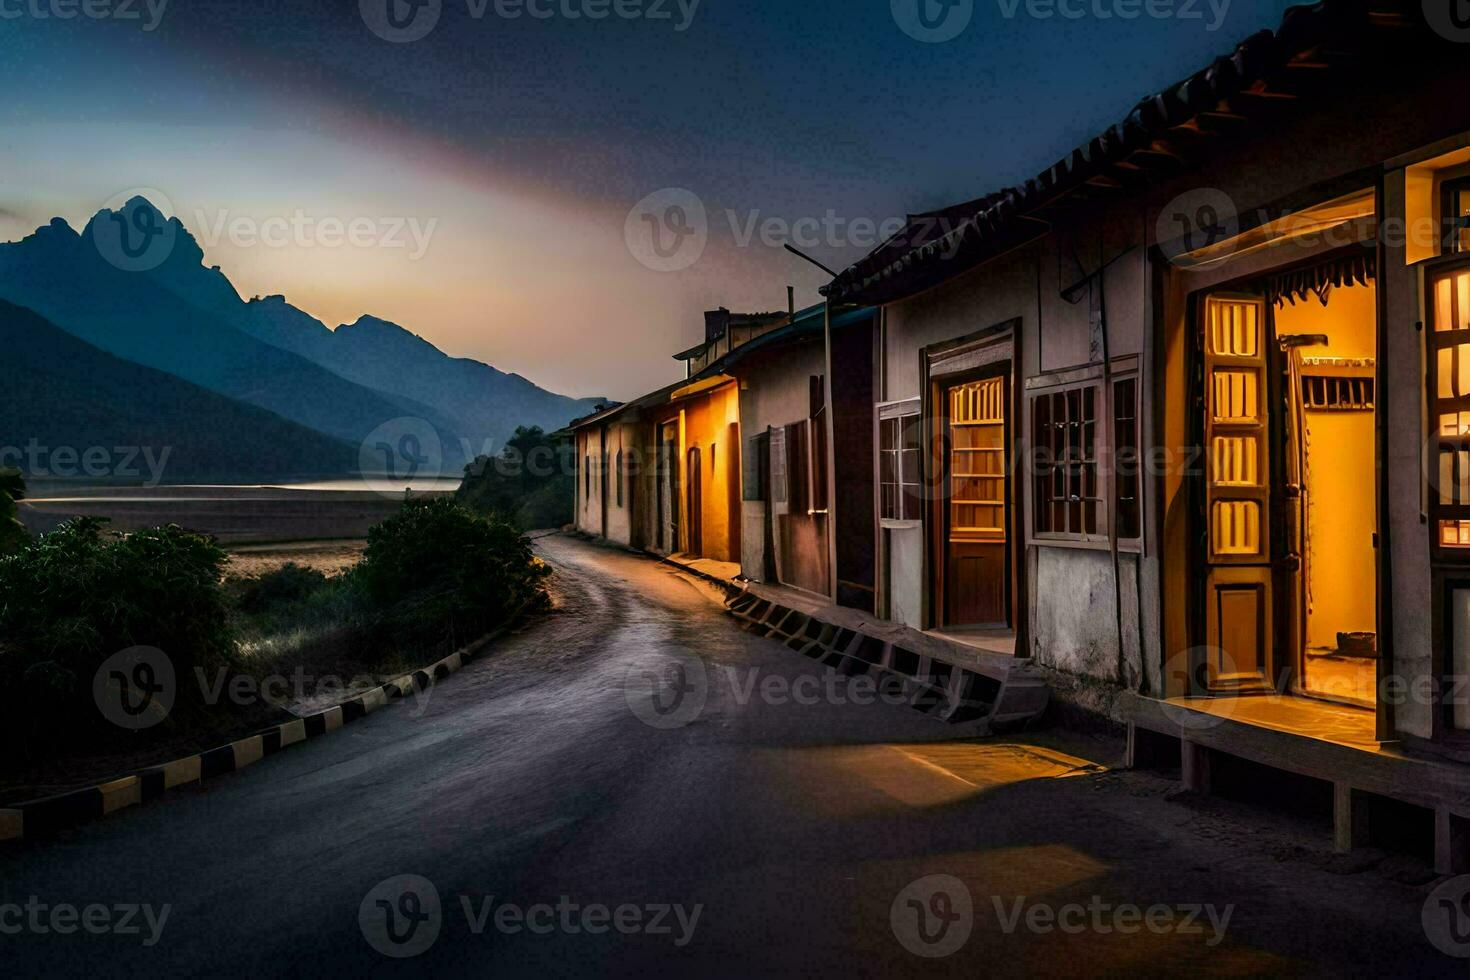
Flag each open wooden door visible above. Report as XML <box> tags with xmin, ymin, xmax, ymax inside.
<box><xmin>1201</xmin><ymin>294</ymin><xmax>1275</xmax><ymax>691</ymax></box>
<box><xmin>1280</xmin><ymin>340</ymin><xmax>1309</xmax><ymax>692</ymax></box>
<box><xmin>944</xmin><ymin>374</ymin><xmax>1009</xmax><ymax>626</ymax></box>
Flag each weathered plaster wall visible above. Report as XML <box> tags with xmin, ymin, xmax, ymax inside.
<box><xmin>574</xmin><ymin>426</ymin><xmax>604</xmax><ymax>538</ymax></box>
<box><xmin>1034</xmin><ymin>547</ymin><xmax>1142</xmax><ymax>683</ymax></box>
<box><xmin>601</xmin><ymin>422</ymin><xmax>634</xmax><ymax>548</ymax></box>
<box><xmin>1382</xmin><ymin>170</ymin><xmax>1434</xmax><ymax>740</ymax></box>
<box><xmin>880</xmin><ymin>226</ymin><xmax>1153</xmax><ymax>679</ymax></box>
<box><xmin>888</xmin><ymin>525</ymin><xmax>924</xmax><ymax>628</ymax></box>
<box><xmin>733</xmin><ymin>340</ymin><xmax>825</xmax><ymax>583</ymax></box>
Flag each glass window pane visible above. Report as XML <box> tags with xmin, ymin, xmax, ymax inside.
<box><xmin>899</xmin><ymin>449</ymin><xmax>920</xmax><ymax>487</ymax></box>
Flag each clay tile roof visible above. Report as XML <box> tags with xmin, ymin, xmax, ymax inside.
<box><xmin>822</xmin><ymin>0</ymin><xmax>1428</xmax><ymax>306</ymax></box>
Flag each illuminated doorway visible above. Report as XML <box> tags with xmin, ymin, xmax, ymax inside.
<box><xmin>940</xmin><ymin>372</ymin><xmax>1010</xmax><ymax>627</ymax></box>
<box><xmin>1277</xmin><ymin>280</ymin><xmax>1378</xmax><ymax>706</ymax></box>
<box><xmin>1194</xmin><ymin>276</ymin><xmax>1378</xmax><ymax>706</ymax></box>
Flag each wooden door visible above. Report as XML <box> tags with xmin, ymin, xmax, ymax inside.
<box><xmin>1280</xmin><ymin>343</ymin><xmax>1309</xmax><ymax>691</ymax></box>
<box><xmin>686</xmin><ymin>447</ymin><xmax>702</xmax><ymax>556</ymax></box>
<box><xmin>944</xmin><ymin>375</ymin><xmax>1008</xmax><ymax>626</ymax></box>
<box><xmin>1201</xmin><ymin>294</ymin><xmax>1274</xmax><ymax>691</ymax></box>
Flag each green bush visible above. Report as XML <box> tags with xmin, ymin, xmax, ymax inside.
<box><xmin>0</xmin><ymin>501</ymin><xmax>549</xmax><ymax>764</ymax></box>
<box><xmin>234</xmin><ymin>562</ymin><xmax>331</xmax><ymax>615</ymax></box>
<box><xmin>352</xmin><ymin>497</ymin><xmax>549</xmax><ymax>649</ymax></box>
<box><xmin>0</xmin><ymin>466</ymin><xmax>27</xmax><ymax>555</ymax></box>
<box><xmin>0</xmin><ymin>518</ymin><xmax>237</xmax><ymax>751</ymax></box>
<box><xmin>457</xmin><ymin>426</ymin><xmax>575</xmax><ymax>531</ymax></box>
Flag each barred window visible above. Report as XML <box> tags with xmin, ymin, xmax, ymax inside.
<box><xmin>880</xmin><ymin>415</ymin><xmax>922</xmax><ymax>521</ymax></box>
<box><xmin>1429</xmin><ymin>264</ymin><xmax>1470</xmax><ymax>552</ymax></box>
<box><xmin>1033</xmin><ymin>384</ymin><xmax>1099</xmax><ymax>537</ymax></box>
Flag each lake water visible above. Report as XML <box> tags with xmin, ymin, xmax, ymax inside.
<box><xmin>25</xmin><ymin>477</ymin><xmax>463</xmax><ymax>500</ymax></box>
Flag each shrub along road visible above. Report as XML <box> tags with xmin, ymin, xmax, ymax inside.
<box><xmin>0</xmin><ymin>535</ymin><xmax>1458</xmax><ymax>975</ymax></box>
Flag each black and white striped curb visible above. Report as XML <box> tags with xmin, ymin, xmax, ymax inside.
<box><xmin>0</xmin><ymin>616</ymin><xmax>526</xmax><ymax>843</ymax></box>
<box><xmin>724</xmin><ymin>591</ymin><xmax>1050</xmax><ymax>729</ymax></box>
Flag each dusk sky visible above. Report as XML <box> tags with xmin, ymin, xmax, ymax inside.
<box><xmin>3</xmin><ymin>0</ymin><xmax>1297</xmax><ymax>400</ymax></box>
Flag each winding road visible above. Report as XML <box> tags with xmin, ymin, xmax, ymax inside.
<box><xmin>0</xmin><ymin>534</ymin><xmax>1458</xmax><ymax>976</ymax></box>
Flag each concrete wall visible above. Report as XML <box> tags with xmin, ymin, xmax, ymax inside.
<box><xmin>601</xmin><ymin>421</ymin><xmax>635</xmax><ymax>548</ymax></box>
<box><xmin>573</xmin><ymin>418</ymin><xmax>647</xmax><ymax>550</ymax></box>
<box><xmin>881</xmin><ymin>227</ymin><xmax>1153</xmax><ymax>686</ymax></box>
<box><xmin>733</xmin><ymin>340</ymin><xmax>826</xmax><ymax>583</ymax></box>
<box><xmin>574</xmin><ymin>426</ymin><xmax>604</xmax><ymax>539</ymax></box>
<box><xmin>1382</xmin><ymin>170</ymin><xmax>1436</xmax><ymax>741</ymax></box>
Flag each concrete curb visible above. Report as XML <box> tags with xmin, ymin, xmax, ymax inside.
<box><xmin>724</xmin><ymin>590</ymin><xmax>1050</xmax><ymax>729</ymax></box>
<box><xmin>0</xmin><ymin>606</ymin><xmax>535</xmax><ymax>844</ymax></box>
<box><xmin>654</xmin><ymin>552</ymin><xmax>744</xmax><ymax>599</ymax></box>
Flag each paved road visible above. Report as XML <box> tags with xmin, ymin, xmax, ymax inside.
<box><xmin>0</xmin><ymin>535</ymin><xmax>1461</xmax><ymax>976</ymax></box>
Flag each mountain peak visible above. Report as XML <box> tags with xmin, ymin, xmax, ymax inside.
<box><xmin>27</xmin><ymin>216</ymin><xmax>80</xmax><ymax>244</ymax></box>
<box><xmin>338</xmin><ymin>314</ymin><xmax>436</xmax><ymax>350</ymax></box>
<box><xmin>81</xmin><ymin>196</ymin><xmax>206</xmax><ymax>271</ymax></box>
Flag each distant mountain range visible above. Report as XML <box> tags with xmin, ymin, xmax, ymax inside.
<box><xmin>1</xmin><ymin>299</ymin><xmax>358</xmax><ymax>483</ymax></box>
<box><xmin>0</xmin><ymin>197</ymin><xmax>606</xmax><ymax>482</ymax></box>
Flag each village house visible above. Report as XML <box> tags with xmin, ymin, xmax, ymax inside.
<box><xmin>572</xmin><ymin>306</ymin><xmax>794</xmax><ymax>566</ymax></box>
<box><xmin>820</xmin><ymin>0</ymin><xmax>1470</xmax><ymax>868</ymax></box>
<box><xmin>572</xmin><ymin>301</ymin><xmax>879</xmax><ymax>606</ymax></box>
<box><xmin>577</xmin><ymin>0</ymin><xmax>1470</xmax><ymax>870</ymax></box>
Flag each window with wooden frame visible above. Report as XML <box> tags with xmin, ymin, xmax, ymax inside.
<box><xmin>1444</xmin><ymin>177</ymin><xmax>1470</xmax><ymax>256</ymax></box>
<box><xmin>879</xmin><ymin>413</ymin><xmax>922</xmax><ymax>522</ymax></box>
<box><xmin>1029</xmin><ymin>371</ymin><xmax>1140</xmax><ymax>542</ymax></box>
<box><xmin>1429</xmin><ymin>264</ymin><xmax>1470</xmax><ymax>552</ymax></box>
<box><xmin>1032</xmin><ymin>383</ymin><xmax>1100</xmax><ymax>538</ymax></box>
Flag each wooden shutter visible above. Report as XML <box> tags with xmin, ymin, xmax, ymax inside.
<box><xmin>1202</xmin><ymin>294</ymin><xmax>1273</xmax><ymax>690</ymax></box>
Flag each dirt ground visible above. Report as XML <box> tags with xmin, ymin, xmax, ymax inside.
<box><xmin>224</xmin><ymin>539</ymin><xmax>367</xmax><ymax>578</ymax></box>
